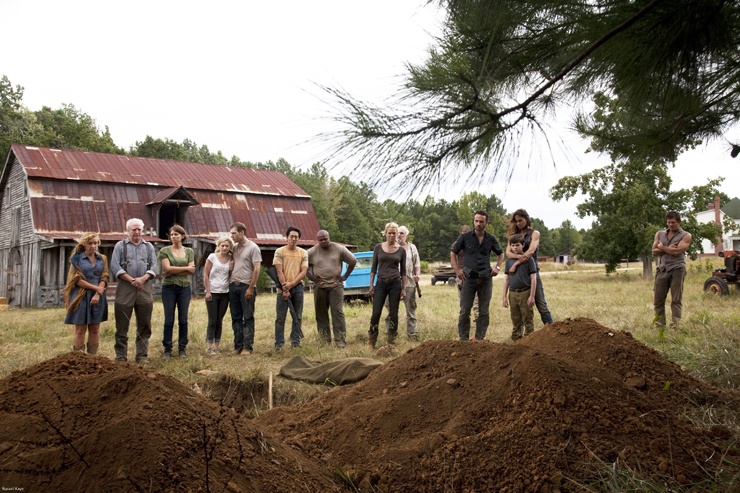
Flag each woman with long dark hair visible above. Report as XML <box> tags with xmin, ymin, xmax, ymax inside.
<box><xmin>506</xmin><ymin>209</ymin><xmax>553</xmax><ymax>324</ymax></box>
<box><xmin>158</xmin><ymin>224</ymin><xmax>195</xmax><ymax>358</ymax></box>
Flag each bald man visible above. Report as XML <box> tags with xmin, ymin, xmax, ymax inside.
<box><xmin>307</xmin><ymin>230</ymin><xmax>356</xmax><ymax>347</ymax></box>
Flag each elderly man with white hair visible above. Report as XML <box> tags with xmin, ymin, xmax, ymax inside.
<box><xmin>110</xmin><ymin>218</ymin><xmax>157</xmax><ymax>364</ymax></box>
<box><xmin>385</xmin><ymin>225</ymin><xmax>421</xmax><ymax>340</ymax></box>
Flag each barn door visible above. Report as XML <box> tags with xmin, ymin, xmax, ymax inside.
<box><xmin>8</xmin><ymin>248</ymin><xmax>21</xmax><ymax>308</ymax></box>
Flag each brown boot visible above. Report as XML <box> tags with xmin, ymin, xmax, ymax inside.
<box><xmin>86</xmin><ymin>343</ymin><xmax>99</xmax><ymax>355</ymax></box>
<box><xmin>72</xmin><ymin>345</ymin><xmax>84</xmax><ymax>352</ymax></box>
<box><xmin>368</xmin><ymin>330</ymin><xmax>378</xmax><ymax>350</ymax></box>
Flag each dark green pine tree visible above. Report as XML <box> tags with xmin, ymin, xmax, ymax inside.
<box><xmin>323</xmin><ymin>0</ymin><xmax>740</xmax><ymax>187</ymax></box>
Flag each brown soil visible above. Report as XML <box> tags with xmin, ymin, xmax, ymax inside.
<box><xmin>0</xmin><ymin>354</ymin><xmax>342</xmax><ymax>493</ymax></box>
<box><xmin>259</xmin><ymin>318</ymin><xmax>739</xmax><ymax>492</ymax></box>
<box><xmin>0</xmin><ymin>318</ymin><xmax>737</xmax><ymax>492</ymax></box>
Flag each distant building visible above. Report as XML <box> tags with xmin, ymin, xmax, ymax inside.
<box><xmin>0</xmin><ymin>145</ymin><xmax>320</xmax><ymax>307</ymax></box>
<box><xmin>695</xmin><ymin>196</ymin><xmax>740</xmax><ymax>255</ymax></box>
<box><xmin>554</xmin><ymin>248</ymin><xmax>572</xmax><ymax>264</ymax></box>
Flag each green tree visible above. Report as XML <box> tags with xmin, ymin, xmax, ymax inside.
<box><xmin>0</xmin><ymin>75</ymin><xmax>33</xmax><ymax>160</ymax></box>
<box><xmin>454</xmin><ymin>192</ymin><xmax>507</xmax><ymax>239</ymax></box>
<box><xmin>531</xmin><ymin>217</ymin><xmax>555</xmax><ymax>257</ymax></box>
<box><xmin>551</xmin><ymin>159</ymin><xmax>722</xmax><ymax>277</ymax></box>
<box><xmin>34</xmin><ymin>104</ymin><xmax>123</xmax><ymax>154</ymax></box>
<box><xmin>330</xmin><ymin>177</ymin><xmax>383</xmax><ymax>251</ymax></box>
<box><xmin>131</xmin><ymin>136</ymin><xmax>225</xmax><ymax>164</ymax></box>
<box><xmin>551</xmin><ymin>220</ymin><xmax>582</xmax><ymax>256</ymax></box>
<box><xmin>289</xmin><ymin>162</ymin><xmax>341</xmax><ymax>234</ymax></box>
<box><xmin>325</xmin><ymin>0</ymin><xmax>740</xmax><ymax>186</ymax></box>
<box><xmin>413</xmin><ymin>196</ymin><xmax>460</xmax><ymax>261</ymax></box>
<box><xmin>1</xmin><ymin>76</ymin><xmax>123</xmax><ymax>166</ymax></box>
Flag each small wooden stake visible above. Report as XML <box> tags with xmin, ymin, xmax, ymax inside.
<box><xmin>268</xmin><ymin>371</ymin><xmax>273</xmax><ymax>409</ymax></box>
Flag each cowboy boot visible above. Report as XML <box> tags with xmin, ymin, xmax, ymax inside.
<box><xmin>387</xmin><ymin>321</ymin><xmax>397</xmax><ymax>348</ymax></box>
<box><xmin>86</xmin><ymin>343</ymin><xmax>99</xmax><ymax>355</ymax></box>
<box><xmin>368</xmin><ymin>330</ymin><xmax>378</xmax><ymax>350</ymax></box>
<box><xmin>72</xmin><ymin>345</ymin><xmax>85</xmax><ymax>352</ymax></box>
<box><xmin>387</xmin><ymin>332</ymin><xmax>396</xmax><ymax>349</ymax></box>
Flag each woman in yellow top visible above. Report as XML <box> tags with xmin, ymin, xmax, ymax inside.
<box><xmin>158</xmin><ymin>225</ymin><xmax>195</xmax><ymax>359</ymax></box>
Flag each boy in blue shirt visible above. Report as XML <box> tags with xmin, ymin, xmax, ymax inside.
<box><xmin>502</xmin><ymin>234</ymin><xmax>538</xmax><ymax>340</ymax></box>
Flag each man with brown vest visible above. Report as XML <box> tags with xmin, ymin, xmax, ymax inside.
<box><xmin>652</xmin><ymin>210</ymin><xmax>692</xmax><ymax>327</ymax></box>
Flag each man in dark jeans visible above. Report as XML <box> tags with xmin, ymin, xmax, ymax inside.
<box><xmin>451</xmin><ymin>210</ymin><xmax>504</xmax><ymax>341</ymax></box>
<box><xmin>229</xmin><ymin>222</ymin><xmax>262</xmax><ymax>355</ymax></box>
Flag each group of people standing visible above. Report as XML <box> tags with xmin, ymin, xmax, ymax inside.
<box><xmin>449</xmin><ymin>208</ymin><xmax>691</xmax><ymax>342</ymax></box>
<box><xmin>63</xmin><ymin>219</ymin><xmax>362</xmax><ymax>361</ymax></box>
<box><xmin>63</xmin><ymin>207</ymin><xmax>691</xmax><ymax>361</ymax></box>
<box><xmin>64</xmin><ymin>219</ymin><xmax>185</xmax><ymax>363</ymax></box>
<box><xmin>450</xmin><ymin>209</ymin><xmax>553</xmax><ymax>343</ymax></box>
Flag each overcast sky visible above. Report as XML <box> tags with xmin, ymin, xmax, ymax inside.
<box><xmin>4</xmin><ymin>0</ymin><xmax>738</xmax><ymax>230</ymax></box>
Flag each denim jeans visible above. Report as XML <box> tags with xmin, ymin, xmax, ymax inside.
<box><xmin>206</xmin><ymin>292</ymin><xmax>229</xmax><ymax>343</ymax></box>
<box><xmin>161</xmin><ymin>284</ymin><xmax>191</xmax><ymax>353</ymax></box>
<box><xmin>370</xmin><ymin>278</ymin><xmax>402</xmax><ymax>338</ymax></box>
<box><xmin>458</xmin><ymin>275</ymin><xmax>492</xmax><ymax>340</ymax></box>
<box><xmin>229</xmin><ymin>283</ymin><xmax>256</xmax><ymax>352</ymax></box>
<box><xmin>275</xmin><ymin>284</ymin><xmax>304</xmax><ymax>348</ymax></box>
<box><xmin>534</xmin><ymin>271</ymin><xmax>553</xmax><ymax>324</ymax></box>
<box><xmin>315</xmin><ymin>285</ymin><xmax>347</xmax><ymax>345</ymax></box>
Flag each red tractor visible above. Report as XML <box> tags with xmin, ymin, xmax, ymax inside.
<box><xmin>703</xmin><ymin>250</ymin><xmax>740</xmax><ymax>295</ymax></box>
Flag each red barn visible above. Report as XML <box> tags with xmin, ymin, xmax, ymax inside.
<box><xmin>0</xmin><ymin>144</ymin><xmax>320</xmax><ymax>307</ymax></box>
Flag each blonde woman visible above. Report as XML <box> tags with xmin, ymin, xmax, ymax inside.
<box><xmin>368</xmin><ymin>222</ymin><xmax>407</xmax><ymax>349</ymax></box>
<box><xmin>204</xmin><ymin>236</ymin><xmax>233</xmax><ymax>354</ymax></box>
<box><xmin>157</xmin><ymin>225</ymin><xmax>195</xmax><ymax>359</ymax></box>
<box><xmin>64</xmin><ymin>232</ymin><xmax>109</xmax><ymax>354</ymax></box>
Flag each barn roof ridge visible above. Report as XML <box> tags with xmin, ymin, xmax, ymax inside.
<box><xmin>10</xmin><ymin>144</ymin><xmax>310</xmax><ymax>198</ymax></box>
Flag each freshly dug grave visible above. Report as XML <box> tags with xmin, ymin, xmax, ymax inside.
<box><xmin>260</xmin><ymin>318</ymin><xmax>739</xmax><ymax>492</ymax></box>
<box><xmin>0</xmin><ymin>353</ymin><xmax>341</xmax><ymax>493</ymax></box>
<box><xmin>0</xmin><ymin>318</ymin><xmax>737</xmax><ymax>492</ymax></box>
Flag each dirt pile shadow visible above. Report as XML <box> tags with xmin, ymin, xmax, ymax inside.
<box><xmin>258</xmin><ymin>318</ymin><xmax>740</xmax><ymax>492</ymax></box>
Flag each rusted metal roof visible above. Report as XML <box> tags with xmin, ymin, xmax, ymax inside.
<box><xmin>9</xmin><ymin>145</ymin><xmax>321</xmax><ymax>246</ymax></box>
<box><xmin>13</xmin><ymin>145</ymin><xmax>311</xmax><ymax>197</ymax></box>
<box><xmin>147</xmin><ymin>186</ymin><xmax>199</xmax><ymax>206</ymax></box>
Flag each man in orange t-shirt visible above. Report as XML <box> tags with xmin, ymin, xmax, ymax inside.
<box><xmin>273</xmin><ymin>226</ymin><xmax>309</xmax><ymax>350</ymax></box>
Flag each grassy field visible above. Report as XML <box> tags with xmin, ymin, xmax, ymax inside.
<box><xmin>1</xmin><ymin>259</ymin><xmax>738</xmax><ymax>407</ymax></box>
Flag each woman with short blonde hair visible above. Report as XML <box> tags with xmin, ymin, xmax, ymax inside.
<box><xmin>367</xmin><ymin>222</ymin><xmax>407</xmax><ymax>349</ymax></box>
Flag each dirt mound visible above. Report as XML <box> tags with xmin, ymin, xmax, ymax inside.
<box><xmin>0</xmin><ymin>352</ymin><xmax>341</xmax><ymax>493</ymax></box>
<box><xmin>260</xmin><ymin>318</ymin><xmax>739</xmax><ymax>492</ymax></box>
<box><xmin>0</xmin><ymin>318</ymin><xmax>737</xmax><ymax>492</ymax></box>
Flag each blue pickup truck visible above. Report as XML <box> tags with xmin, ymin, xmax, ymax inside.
<box><xmin>342</xmin><ymin>251</ymin><xmax>373</xmax><ymax>301</ymax></box>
